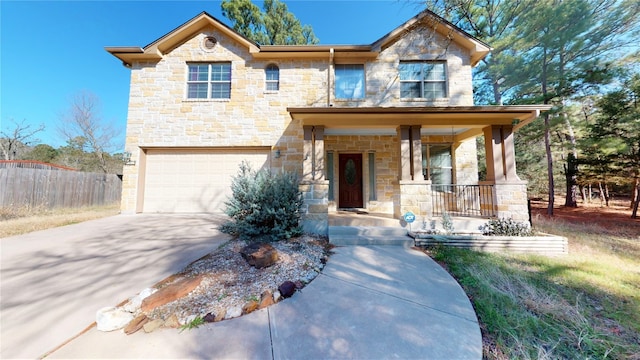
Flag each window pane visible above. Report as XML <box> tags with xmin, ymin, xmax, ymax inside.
<box><xmin>188</xmin><ymin>65</ymin><xmax>209</xmax><ymax>81</ymax></box>
<box><xmin>429</xmin><ymin>145</ymin><xmax>452</xmax><ymax>168</ymax></box>
<box><xmin>335</xmin><ymin>64</ymin><xmax>364</xmax><ymax>99</ymax></box>
<box><xmin>266</xmin><ymin>81</ymin><xmax>279</xmax><ymax>91</ymax></box>
<box><xmin>266</xmin><ymin>65</ymin><xmax>279</xmax><ymax>81</ymax></box>
<box><xmin>187</xmin><ymin>83</ymin><xmax>208</xmax><ymax>98</ymax></box>
<box><xmin>211</xmin><ymin>63</ymin><xmax>231</xmax><ymax>81</ymax></box>
<box><xmin>399</xmin><ymin>63</ymin><xmax>422</xmax><ymax>81</ymax></box>
<box><xmin>400</xmin><ymin>82</ymin><xmax>421</xmax><ymax>98</ymax></box>
<box><xmin>326</xmin><ymin>152</ymin><xmax>334</xmax><ymax>201</ymax></box>
<box><xmin>423</xmin><ymin>63</ymin><xmax>446</xmax><ymax>81</ymax></box>
<box><xmin>430</xmin><ymin>168</ymin><xmax>452</xmax><ymax>185</ymax></box>
<box><xmin>211</xmin><ymin>83</ymin><xmax>231</xmax><ymax>98</ymax></box>
<box><xmin>423</xmin><ymin>82</ymin><xmax>446</xmax><ymax>99</ymax></box>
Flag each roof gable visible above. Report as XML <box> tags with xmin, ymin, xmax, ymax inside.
<box><xmin>106</xmin><ymin>12</ymin><xmax>259</xmax><ymax>66</ymax></box>
<box><xmin>371</xmin><ymin>10</ymin><xmax>491</xmax><ymax>66</ymax></box>
<box><xmin>107</xmin><ymin>9</ymin><xmax>492</xmax><ymax>66</ymax></box>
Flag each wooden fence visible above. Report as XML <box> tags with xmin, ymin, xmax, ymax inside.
<box><xmin>0</xmin><ymin>161</ymin><xmax>121</xmax><ymax>209</ymax></box>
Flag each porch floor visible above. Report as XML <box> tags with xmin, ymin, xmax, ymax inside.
<box><xmin>327</xmin><ymin>210</ymin><xmax>489</xmax><ymax>246</ymax></box>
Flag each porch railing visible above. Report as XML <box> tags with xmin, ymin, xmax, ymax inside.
<box><xmin>431</xmin><ymin>184</ymin><xmax>495</xmax><ymax>217</ymax></box>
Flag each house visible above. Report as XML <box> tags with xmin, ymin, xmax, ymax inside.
<box><xmin>107</xmin><ymin>10</ymin><xmax>550</xmax><ymax>235</ymax></box>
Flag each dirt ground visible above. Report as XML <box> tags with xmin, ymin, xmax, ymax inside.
<box><xmin>530</xmin><ymin>196</ymin><xmax>640</xmax><ymax>234</ymax></box>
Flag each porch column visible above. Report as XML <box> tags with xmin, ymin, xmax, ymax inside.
<box><xmin>483</xmin><ymin>125</ymin><xmax>519</xmax><ymax>183</ymax></box>
<box><xmin>398</xmin><ymin>126</ymin><xmax>411</xmax><ymax>181</ymax></box>
<box><xmin>303</xmin><ymin>126</ymin><xmax>313</xmax><ymax>181</ymax></box>
<box><xmin>411</xmin><ymin>125</ymin><xmax>422</xmax><ymax>181</ymax></box>
<box><xmin>313</xmin><ymin>126</ymin><xmax>325</xmax><ymax>181</ymax></box>
<box><xmin>483</xmin><ymin>125</ymin><xmax>528</xmax><ymax>221</ymax></box>
<box><xmin>301</xmin><ymin>126</ymin><xmax>328</xmax><ymax>236</ymax></box>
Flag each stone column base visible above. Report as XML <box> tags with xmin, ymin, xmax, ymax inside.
<box><xmin>299</xmin><ymin>180</ymin><xmax>329</xmax><ymax>236</ymax></box>
<box><xmin>398</xmin><ymin>180</ymin><xmax>432</xmax><ymax>220</ymax></box>
<box><xmin>493</xmin><ymin>181</ymin><xmax>529</xmax><ymax>222</ymax></box>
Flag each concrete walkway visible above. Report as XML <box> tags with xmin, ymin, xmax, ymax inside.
<box><xmin>49</xmin><ymin>245</ymin><xmax>482</xmax><ymax>359</ymax></box>
<box><xmin>0</xmin><ymin>214</ymin><xmax>230</xmax><ymax>359</ymax></box>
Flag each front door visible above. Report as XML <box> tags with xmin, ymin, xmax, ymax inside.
<box><xmin>339</xmin><ymin>153</ymin><xmax>363</xmax><ymax>208</ymax></box>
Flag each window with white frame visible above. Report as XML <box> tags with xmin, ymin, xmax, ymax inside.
<box><xmin>187</xmin><ymin>63</ymin><xmax>231</xmax><ymax>99</ymax></box>
<box><xmin>265</xmin><ymin>64</ymin><xmax>279</xmax><ymax>91</ymax></box>
<box><xmin>422</xmin><ymin>144</ymin><xmax>452</xmax><ymax>185</ymax></box>
<box><xmin>399</xmin><ymin>61</ymin><xmax>447</xmax><ymax>99</ymax></box>
<box><xmin>335</xmin><ymin>64</ymin><xmax>365</xmax><ymax>99</ymax></box>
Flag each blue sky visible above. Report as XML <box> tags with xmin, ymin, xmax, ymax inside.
<box><xmin>1</xmin><ymin>0</ymin><xmax>423</xmax><ymax>149</ymax></box>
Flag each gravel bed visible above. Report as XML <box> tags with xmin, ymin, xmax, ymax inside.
<box><xmin>146</xmin><ymin>235</ymin><xmax>331</xmax><ymax>322</ymax></box>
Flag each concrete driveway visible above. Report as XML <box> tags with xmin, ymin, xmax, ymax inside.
<box><xmin>0</xmin><ymin>214</ymin><xmax>230</xmax><ymax>359</ymax></box>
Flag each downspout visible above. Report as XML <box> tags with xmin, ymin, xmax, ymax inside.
<box><xmin>328</xmin><ymin>48</ymin><xmax>334</xmax><ymax>106</ymax></box>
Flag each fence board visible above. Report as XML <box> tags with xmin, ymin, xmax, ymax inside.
<box><xmin>0</xmin><ymin>167</ymin><xmax>121</xmax><ymax>209</ymax></box>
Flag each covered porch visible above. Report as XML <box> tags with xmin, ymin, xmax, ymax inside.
<box><xmin>289</xmin><ymin>105</ymin><xmax>551</xmax><ymax>236</ymax></box>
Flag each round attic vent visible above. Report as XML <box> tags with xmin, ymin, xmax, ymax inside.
<box><xmin>204</xmin><ymin>36</ymin><xmax>218</xmax><ymax>49</ymax></box>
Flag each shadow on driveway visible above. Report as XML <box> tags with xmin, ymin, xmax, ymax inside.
<box><xmin>0</xmin><ymin>214</ymin><xmax>229</xmax><ymax>359</ymax></box>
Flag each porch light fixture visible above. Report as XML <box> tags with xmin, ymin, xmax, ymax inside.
<box><xmin>274</xmin><ymin>149</ymin><xmax>281</xmax><ymax>158</ymax></box>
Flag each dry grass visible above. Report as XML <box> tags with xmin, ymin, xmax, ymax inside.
<box><xmin>427</xmin><ymin>212</ymin><xmax>640</xmax><ymax>359</ymax></box>
<box><xmin>0</xmin><ymin>204</ymin><xmax>120</xmax><ymax>238</ymax></box>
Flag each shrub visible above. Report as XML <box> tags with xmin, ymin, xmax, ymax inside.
<box><xmin>441</xmin><ymin>211</ymin><xmax>454</xmax><ymax>234</ymax></box>
<box><xmin>220</xmin><ymin>162</ymin><xmax>303</xmax><ymax>242</ymax></box>
<box><xmin>480</xmin><ymin>217</ymin><xmax>534</xmax><ymax>236</ymax></box>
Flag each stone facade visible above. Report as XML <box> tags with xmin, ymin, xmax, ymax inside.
<box><xmin>113</xmin><ymin>11</ymin><xmax>536</xmax><ymax>232</ymax></box>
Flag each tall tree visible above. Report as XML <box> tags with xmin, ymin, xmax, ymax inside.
<box><xmin>58</xmin><ymin>91</ymin><xmax>122</xmax><ymax>173</ymax></box>
<box><xmin>423</xmin><ymin>0</ymin><xmax>536</xmax><ymax>105</ymax></box>
<box><xmin>585</xmin><ymin>73</ymin><xmax>640</xmax><ymax>217</ymax></box>
<box><xmin>0</xmin><ymin>119</ymin><xmax>45</xmax><ymax>160</ymax></box>
<box><xmin>507</xmin><ymin>0</ymin><xmax>639</xmax><ymax>214</ymax></box>
<box><xmin>221</xmin><ymin>0</ymin><xmax>319</xmax><ymax>45</ymax></box>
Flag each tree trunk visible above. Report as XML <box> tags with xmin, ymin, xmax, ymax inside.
<box><xmin>563</xmin><ymin>115</ymin><xmax>578</xmax><ymax>207</ymax></box>
<box><xmin>544</xmin><ymin>113</ymin><xmax>554</xmax><ymax>216</ymax></box>
<box><xmin>631</xmin><ymin>177</ymin><xmax>638</xmax><ymax>209</ymax></box>
<box><xmin>632</xmin><ymin>179</ymin><xmax>639</xmax><ymax>219</ymax></box>
<box><xmin>598</xmin><ymin>181</ymin><xmax>605</xmax><ymax>206</ymax></box>
<box><xmin>604</xmin><ymin>183</ymin><xmax>610</xmax><ymax>207</ymax></box>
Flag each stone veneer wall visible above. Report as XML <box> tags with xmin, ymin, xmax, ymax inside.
<box><xmin>121</xmin><ymin>21</ymin><xmax>475</xmax><ymax>215</ymax></box>
<box><xmin>299</xmin><ymin>181</ymin><xmax>329</xmax><ymax>235</ymax></box>
<box><xmin>494</xmin><ymin>182</ymin><xmax>529</xmax><ymax>222</ymax></box>
<box><xmin>324</xmin><ymin>135</ymin><xmax>399</xmax><ymax>214</ymax></box>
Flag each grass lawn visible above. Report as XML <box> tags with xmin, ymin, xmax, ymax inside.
<box><xmin>0</xmin><ymin>204</ymin><xmax>120</xmax><ymax>238</ymax></box>
<box><xmin>427</xmin><ymin>212</ymin><xmax>640</xmax><ymax>359</ymax></box>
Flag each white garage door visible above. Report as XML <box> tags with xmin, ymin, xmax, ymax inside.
<box><xmin>143</xmin><ymin>148</ymin><xmax>270</xmax><ymax>213</ymax></box>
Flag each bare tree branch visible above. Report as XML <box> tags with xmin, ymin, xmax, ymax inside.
<box><xmin>0</xmin><ymin>119</ymin><xmax>45</xmax><ymax>160</ymax></box>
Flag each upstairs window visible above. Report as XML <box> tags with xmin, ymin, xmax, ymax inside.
<box><xmin>335</xmin><ymin>64</ymin><xmax>365</xmax><ymax>99</ymax></box>
<box><xmin>265</xmin><ymin>64</ymin><xmax>280</xmax><ymax>91</ymax></box>
<box><xmin>187</xmin><ymin>63</ymin><xmax>231</xmax><ymax>99</ymax></box>
<box><xmin>399</xmin><ymin>61</ymin><xmax>447</xmax><ymax>99</ymax></box>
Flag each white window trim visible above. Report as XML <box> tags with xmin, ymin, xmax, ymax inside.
<box><xmin>399</xmin><ymin>61</ymin><xmax>448</xmax><ymax>100</ymax></box>
<box><xmin>186</xmin><ymin>62</ymin><xmax>232</xmax><ymax>100</ymax></box>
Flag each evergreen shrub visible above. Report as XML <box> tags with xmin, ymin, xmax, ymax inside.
<box><xmin>220</xmin><ymin>161</ymin><xmax>303</xmax><ymax>242</ymax></box>
<box><xmin>480</xmin><ymin>217</ymin><xmax>534</xmax><ymax>237</ymax></box>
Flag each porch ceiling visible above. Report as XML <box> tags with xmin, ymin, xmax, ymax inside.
<box><xmin>288</xmin><ymin>105</ymin><xmax>552</xmax><ymax>140</ymax></box>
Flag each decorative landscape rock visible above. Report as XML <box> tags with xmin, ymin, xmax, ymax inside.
<box><xmin>278</xmin><ymin>281</ymin><xmax>296</xmax><ymax>298</ymax></box>
<box><xmin>242</xmin><ymin>300</ymin><xmax>259</xmax><ymax>314</ymax></box>
<box><xmin>225</xmin><ymin>306</ymin><xmax>242</xmax><ymax>320</ymax></box>
<box><xmin>240</xmin><ymin>243</ymin><xmax>279</xmax><ymax>268</ymax></box>
<box><xmin>163</xmin><ymin>314</ymin><xmax>180</xmax><ymax>328</ymax></box>
<box><xmin>96</xmin><ymin>307</ymin><xmax>135</xmax><ymax>332</ymax></box>
<box><xmin>203</xmin><ymin>312</ymin><xmax>216</xmax><ymax>323</ymax></box>
<box><xmin>143</xmin><ymin>319</ymin><xmax>164</xmax><ymax>333</ymax></box>
<box><xmin>124</xmin><ymin>315</ymin><xmax>149</xmax><ymax>335</ymax></box>
<box><xmin>124</xmin><ymin>288</ymin><xmax>157</xmax><ymax>313</ymax></box>
<box><xmin>214</xmin><ymin>309</ymin><xmax>226</xmax><ymax>322</ymax></box>
<box><xmin>259</xmin><ymin>290</ymin><xmax>275</xmax><ymax>309</ymax></box>
<box><xmin>141</xmin><ymin>275</ymin><xmax>204</xmax><ymax>312</ymax></box>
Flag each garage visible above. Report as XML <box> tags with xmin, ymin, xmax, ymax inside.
<box><xmin>142</xmin><ymin>148</ymin><xmax>271</xmax><ymax>213</ymax></box>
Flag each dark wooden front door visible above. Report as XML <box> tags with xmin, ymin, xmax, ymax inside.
<box><xmin>339</xmin><ymin>153</ymin><xmax>363</xmax><ymax>208</ymax></box>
